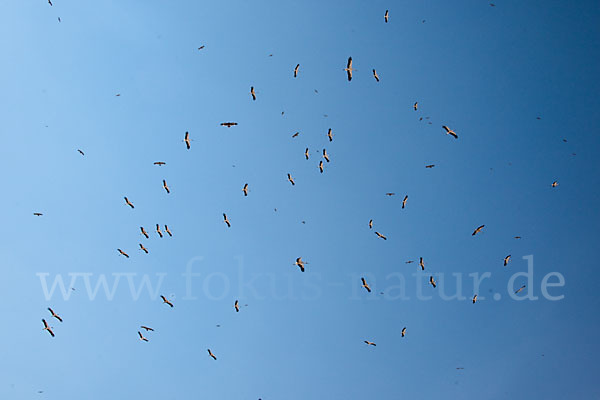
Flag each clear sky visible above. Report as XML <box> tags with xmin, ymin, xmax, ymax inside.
<box><xmin>0</xmin><ymin>0</ymin><xmax>599</xmax><ymax>399</ymax></box>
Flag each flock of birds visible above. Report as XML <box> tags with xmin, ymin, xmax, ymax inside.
<box><xmin>34</xmin><ymin>5</ymin><xmax>563</xmax><ymax>372</ymax></box>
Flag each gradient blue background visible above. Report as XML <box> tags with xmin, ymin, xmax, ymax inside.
<box><xmin>0</xmin><ymin>0</ymin><xmax>599</xmax><ymax>399</ymax></box>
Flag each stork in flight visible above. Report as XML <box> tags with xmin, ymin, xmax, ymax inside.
<box><xmin>140</xmin><ymin>326</ymin><xmax>154</xmax><ymax>332</ymax></box>
<box><xmin>504</xmin><ymin>255</ymin><xmax>511</xmax><ymax>266</ymax></box>
<box><xmin>139</xmin><ymin>243</ymin><xmax>149</xmax><ymax>254</ymax></box>
<box><xmin>292</xmin><ymin>132</ymin><xmax>300</xmax><ymax>138</ymax></box>
<box><xmin>327</xmin><ymin>128</ymin><xmax>333</xmax><ymax>142</ymax></box>
<box><xmin>385</xmin><ymin>193</ymin><xmax>395</xmax><ymax>196</ymax></box>
<box><xmin>472</xmin><ymin>225</ymin><xmax>485</xmax><ymax>236</ymax></box>
<box><xmin>361</xmin><ymin>277</ymin><xmax>371</xmax><ymax>292</ymax></box>
<box><xmin>138</xmin><ymin>331</ymin><xmax>149</xmax><ymax>342</ymax></box>
<box><xmin>323</xmin><ymin>149</ymin><xmax>330</xmax><ymax>162</ymax></box>
<box><xmin>344</xmin><ymin>57</ymin><xmax>355</xmax><ymax>81</ymax></box>
<box><xmin>208</xmin><ymin>349</ymin><xmax>217</xmax><ymax>360</ymax></box>
<box><xmin>472</xmin><ymin>294</ymin><xmax>478</xmax><ymax>304</ymax></box>
<box><xmin>305</xmin><ymin>148</ymin><xmax>309</xmax><ymax>160</ymax></box>
<box><xmin>419</xmin><ymin>257</ymin><xmax>425</xmax><ymax>271</ymax></box>
<box><xmin>552</xmin><ymin>181</ymin><xmax>558</xmax><ymax>187</ymax></box>
<box><xmin>425</xmin><ymin>164</ymin><xmax>435</xmax><ymax>168</ymax></box>
<box><xmin>47</xmin><ymin>308</ymin><xmax>62</xmax><ymax>322</ymax></box>
<box><xmin>124</xmin><ymin>197</ymin><xmax>134</xmax><ymax>208</ymax></box>
<box><xmin>250</xmin><ymin>86</ymin><xmax>256</xmax><ymax>101</ymax></box>
<box><xmin>369</xmin><ymin>219</ymin><xmax>373</xmax><ymax>229</ymax></box>
<box><xmin>160</xmin><ymin>295</ymin><xmax>174</xmax><ymax>307</ymax></box>
<box><xmin>220</xmin><ymin>122</ymin><xmax>238</xmax><ymax>128</ymax></box>
<box><xmin>33</xmin><ymin>213</ymin><xmax>43</xmax><ymax>216</ymax></box>
<box><xmin>384</xmin><ymin>10</ymin><xmax>389</xmax><ymax>22</ymax></box>
<box><xmin>165</xmin><ymin>225</ymin><xmax>172</xmax><ymax>237</ymax></box>
<box><xmin>287</xmin><ymin>173</ymin><xmax>295</xmax><ymax>186</ymax></box>
<box><xmin>402</xmin><ymin>195</ymin><xmax>408</xmax><ymax>209</ymax></box>
<box><xmin>295</xmin><ymin>257</ymin><xmax>306</xmax><ymax>272</ymax></box>
<box><xmin>156</xmin><ymin>224</ymin><xmax>163</xmax><ymax>238</ymax></box>
<box><xmin>163</xmin><ymin>180</ymin><xmax>170</xmax><ymax>194</ymax></box>
<box><xmin>77</xmin><ymin>149</ymin><xmax>84</xmax><ymax>156</ymax></box>
<box><xmin>401</xmin><ymin>327</ymin><xmax>406</xmax><ymax>337</ymax></box>
<box><xmin>294</xmin><ymin>64</ymin><xmax>299</xmax><ymax>78</ymax></box>
<box><xmin>515</xmin><ymin>285</ymin><xmax>526</xmax><ymax>294</ymax></box>
<box><xmin>413</xmin><ymin>102</ymin><xmax>418</xmax><ymax>111</ymax></box>
<box><xmin>154</xmin><ymin>161</ymin><xmax>166</xmax><ymax>166</ymax></box>
<box><xmin>442</xmin><ymin>125</ymin><xmax>458</xmax><ymax>139</ymax></box>
<box><xmin>372</xmin><ymin>69</ymin><xmax>380</xmax><ymax>82</ymax></box>
<box><xmin>118</xmin><ymin>249</ymin><xmax>129</xmax><ymax>258</ymax></box>
<box><xmin>242</xmin><ymin>183</ymin><xmax>249</xmax><ymax>196</ymax></box>
<box><xmin>234</xmin><ymin>300</ymin><xmax>239</xmax><ymax>312</ymax></box>
<box><xmin>319</xmin><ymin>161</ymin><xmax>324</xmax><ymax>173</ymax></box>
<box><xmin>375</xmin><ymin>231</ymin><xmax>387</xmax><ymax>240</ymax></box>
<box><xmin>184</xmin><ymin>131</ymin><xmax>191</xmax><ymax>149</ymax></box>
<box><xmin>42</xmin><ymin>319</ymin><xmax>54</xmax><ymax>337</ymax></box>
<box><xmin>429</xmin><ymin>276</ymin><xmax>437</xmax><ymax>288</ymax></box>
<box><xmin>364</xmin><ymin>341</ymin><xmax>376</xmax><ymax>346</ymax></box>
<box><xmin>223</xmin><ymin>213</ymin><xmax>231</xmax><ymax>227</ymax></box>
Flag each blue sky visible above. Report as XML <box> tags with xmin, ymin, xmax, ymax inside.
<box><xmin>0</xmin><ymin>0</ymin><xmax>599</xmax><ymax>399</ymax></box>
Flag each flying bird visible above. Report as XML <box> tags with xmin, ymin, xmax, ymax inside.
<box><xmin>373</xmin><ymin>69</ymin><xmax>380</xmax><ymax>82</ymax></box>
<box><xmin>472</xmin><ymin>294</ymin><xmax>478</xmax><ymax>304</ymax></box>
<box><xmin>419</xmin><ymin>257</ymin><xmax>425</xmax><ymax>271</ymax></box>
<box><xmin>124</xmin><ymin>197</ymin><xmax>134</xmax><ymax>208</ymax></box>
<box><xmin>250</xmin><ymin>86</ymin><xmax>256</xmax><ymax>101</ymax></box>
<box><xmin>118</xmin><ymin>249</ymin><xmax>129</xmax><ymax>258</ymax></box>
<box><xmin>402</xmin><ymin>195</ymin><xmax>408</xmax><ymax>209</ymax></box>
<box><xmin>425</xmin><ymin>164</ymin><xmax>435</xmax><ymax>168</ymax></box>
<box><xmin>165</xmin><ymin>225</ymin><xmax>172</xmax><ymax>236</ymax></box>
<box><xmin>442</xmin><ymin>126</ymin><xmax>458</xmax><ymax>139</ymax></box>
<box><xmin>140</xmin><ymin>326</ymin><xmax>154</xmax><ymax>332</ymax></box>
<box><xmin>385</xmin><ymin>193</ymin><xmax>395</xmax><ymax>196</ymax></box>
<box><xmin>292</xmin><ymin>132</ymin><xmax>300</xmax><ymax>138</ymax></box>
<box><xmin>515</xmin><ymin>285</ymin><xmax>526</xmax><ymax>294</ymax></box>
<box><xmin>361</xmin><ymin>277</ymin><xmax>371</xmax><ymax>292</ymax></box>
<box><xmin>242</xmin><ymin>183</ymin><xmax>249</xmax><ymax>196</ymax></box>
<box><xmin>384</xmin><ymin>10</ymin><xmax>389</xmax><ymax>22</ymax></box>
<box><xmin>504</xmin><ymin>255</ymin><xmax>511</xmax><ymax>266</ymax></box>
<box><xmin>305</xmin><ymin>148</ymin><xmax>309</xmax><ymax>160</ymax></box>
<box><xmin>163</xmin><ymin>180</ymin><xmax>170</xmax><ymax>193</ymax></box>
<box><xmin>319</xmin><ymin>161</ymin><xmax>324</xmax><ymax>173</ymax></box>
<box><xmin>369</xmin><ymin>219</ymin><xmax>373</xmax><ymax>229</ymax></box>
<box><xmin>77</xmin><ymin>149</ymin><xmax>84</xmax><ymax>155</ymax></box>
<box><xmin>198</xmin><ymin>45</ymin><xmax>205</xmax><ymax>50</ymax></box>
<box><xmin>413</xmin><ymin>102</ymin><xmax>418</xmax><ymax>111</ymax></box>
<box><xmin>160</xmin><ymin>295</ymin><xmax>174</xmax><ymax>308</ymax></box>
<box><xmin>401</xmin><ymin>327</ymin><xmax>406</xmax><ymax>337</ymax></box>
<box><xmin>429</xmin><ymin>276</ymin><xmax>437</xmax><ymax>288</ymax></box>
<box><xmin>344</xmin><ymin>57</ymin><xmax>354</xmax><ymax>81</ymax></box>
<box><xmin>323</xmin><ymin>149</ymin><xmax>330</xmax><ymax>162</ymax></box>
<box><xmin>139</xmin><ymin>244</ymin><xmax>148</xmax><ymax>254</ymax></box>
<box><xmin>514</xmin><ymin>236</ymin><xmax>522</xmax><ymax>239</ymax></box>
<box><xmin>364</xmin><ymin>341</ymin><xmax>376</xmax><ymax>346</ymax></box>
<box><xmin>184</xmin><ymin>131</ymin><xmax>191</xmax><ymax>149</ymax></box>
<box><xmin>472</xmin><ymin>225</ymin><xmax>485</xmax><ymax>236</ymax></box>
<box><xmin>327</xmin><ymin>128</ymin><xmax>333</xmax><ymax>142</ymax></box>
<box><xmin>375</xmin><ymin>231</ymin><xmax>387</xmax><ymax>240</ymax></box>
<box><xmin>208</xmin><ymin>349</ymin><xmax>217</xmax><ymax>360</ymax></box>
<box><xmin>48</xmin><ymin>0</ymin><xmax>52</xmax><ymax>5</ymax></box>
<box><xmin>47</xmin><ymin>308</ymin><xmax>62</xmax><ymax>322</ymax></box>
<box><xmin>223</xmin><ymin>213</ymin><xmax>231</xmax><ymax>227</ymax></box>
<box><xmin>42</xmin><ymin>319</ymin><xmax>54</xmax><ymax>337</ymax></box>
<box><xmin>154</xmin><ymin>161</ymin><xmax>166</xmax><ymax>166</ymax></box>
<box><xmin>294</xmin><ymin>64</ymin><xmax>299</xmax><ymax>78</ymax></box>
<box><xmin>405</xmin><ymin>260</ymin><xmax>414</xmax><ymax>264</ymax></box>
<box><xmin>138</xmin><ymin>331</ymin><xmax>149</xmax><ymax>342</ymax></box>
<box><xmin>234</xmin><ymin>300</ymin><xmax>239</xmax><ymax>312</ymax></box>
<box><xmin>287</xmin><ymin>173</ymin><xmax>295</xmax><ymax>185</ymax></box>
<box><xmin>220</xmin><ymin>122</ymin><xmax>238</xmax><ymax>128</ymax></box>
<box><xmin>33</xmin><ymin>213</ymin><xmax>43</xmax><ymax>216</ymax></box>
<box><xmin>295</xmin><ymin>257</ymin><xmax>306</xmax><ymax>272</ymax></box>
<box><xmin>156</xmin><ymin>224</ymin><xmax>163</xmax><ymax>238</ymax></box>
<box><xmin>551</xmin><ymin>181</ymin><xmax>558</xmax><ymax>187</ymax></box>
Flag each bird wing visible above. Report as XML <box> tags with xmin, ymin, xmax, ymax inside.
<box><xmin>42</xmin><ymin>319</ymin><xmax>49</xmax><ymax>328</ymax></box>
<box><xmin>361</xmin><ymin>277</ymin><xmax>367</xmax><ymax>285</ymax></box>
